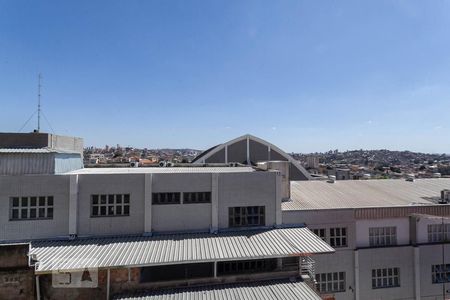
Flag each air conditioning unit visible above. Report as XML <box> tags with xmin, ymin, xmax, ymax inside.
<box><xmin>327</xmin><ymin>175</ymin><xmax>336</xmax><ymax>183</ymax></box>
<box><xmin>166</xmin><ymin>161</ymin><xmax>173</xmax><ymax>167</ymax></box>
<box><xmin>130</xmin><ymin>161</ymin><xmax>139</xmax><ymax>168</ymax></box>
<box><xmin>440</xmin><ymin>189</ymin><xmax>450</xmax><ymax>204</ymax></box>
<box><xmin>158</xmin><ymin>161</ymin><xmax>167</xmax><ymax>167</ymax></box>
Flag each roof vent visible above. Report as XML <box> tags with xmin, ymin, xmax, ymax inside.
<box><xmin>327</xmin><ymin>175</ymin><xmax>336</xmax><ymax>183</ymax></box>
<box><xmin>440</xmin><ymin>189</ymin><xmax>450</xmax><ymax>204</ymax></box>
<box><xmin>406</xmin><ymin>174</ymin><xmax>415</xmax><ymax>182</ymax></box>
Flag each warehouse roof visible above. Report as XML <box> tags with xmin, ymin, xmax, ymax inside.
<box><xmin>113</xmin><ymin>279</ymin><xmax>321</xmax><ymax>300</ymax></box>
<box><xmin>30</xmin><ymin>227</ymin><xmax>334</xmax><ymax>274</ymax></box>
<box><xmin>283</xmin><ymin>178</ymin><xmax>450</xmax><ymax>210</ymax></box>
<box><xmin>191</xmin><ymin>134</ymin><xmax>312</xmax><ymax>180</ymax></box>
<box><xmin>65</xmin><ymin>166</ymin><xmax>256</xmax><ymax>174</ymax></box>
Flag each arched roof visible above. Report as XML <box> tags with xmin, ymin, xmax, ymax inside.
<box><xmin>192</xmin><ymin>134</ymin><xmax>312</xmax><ymax>180</ymax></box>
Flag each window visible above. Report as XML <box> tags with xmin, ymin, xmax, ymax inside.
<box><xmin>369</xmin><ymin>227</ymin><xmax>397</xmax><ymax>246</ymax></box>
<box><xmin>152</xmin><ymin>192</ymin><xmax>180</xmax><ymax>205</ymax></box>
<box><xmin>183</xmin><ymin>192</ymin><xmax>211</xmax><ymax>204</ymax></box>
<box><xmin>281</xmin><ymin>257</ymin><xmax>299</xmax><ymax>271</ymax></box>
<box><xmin>313</xmin><ymin>228</ymin><xmax>326</xmax><ymax>241</ymax></box>
<box><xmin>229</xmin><ymin>206</ymin><xmax>265</xmax><ymax>227</ymax></box>
<box><xmin>315</xmin><ymin>272</ymin><xmax>346</xmax><ymax>293</ymax></box>
<box><xmin>428</xmin><ymin>224</ymin><xmax>450</xmax><ymax>243</ymax></box>
<box><xmin>217</xmin><ymin>259</ymin><xmax>276</xmax><ymax>276</ymax></box>
<box><xmin>91</xmin><ymin>194</ymin><xmax>130</xmax><ymax>217</ymax></box>
<box><xmin>372</xmin><ymin>268</ymin><xmax>400</xmax><ymax>289</ymax></box>
<box><xmin>329</xmin><ymin>227</ymin><xmax>347</xmax><ymax>247</ymax></box>
<box><xmin>10</xmin><ymin>196</ymin><xmax>54</xmax><ymax>220</ymax></box>
<box><xmin>432</xmin><ymin>264</ymin><xmax>450</xmax><ymax>284</ymax></box>
<box><xmin>141</xmin><ymin>263</ymin><xmax>214</xmax><ymax>282</ymax></box>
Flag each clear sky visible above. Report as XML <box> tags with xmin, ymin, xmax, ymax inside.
<box><xmin>0</xmin><ymin>1</ymin><xmax>449</xmax><ymax>153</ymax></box>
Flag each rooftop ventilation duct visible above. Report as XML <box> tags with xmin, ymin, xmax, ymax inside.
<box><xmin>440</xmin><ymin>189</ymin><xmax>450</xmax><ymax>204</ymax></box>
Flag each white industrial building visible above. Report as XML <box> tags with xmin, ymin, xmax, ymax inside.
<box><xmin>0</xmin><ymin>133</ymin><xmax>449</xmax><ymax>300</ymax></box>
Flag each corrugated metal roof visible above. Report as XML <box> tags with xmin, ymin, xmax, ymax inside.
<box><xmin>65</xmin><ymin>167</ymin><xmax>255</xmax><ymax>174</ymax></box>
<box><xmin>30</xmin><ymin>227</ymin><xmax>334</xmax><ymax>274</ymax></box>
<box><xmin>283</xmin><ymin>178</ymin><xmax>450</xmax><ymax>210</ymax></box>
<box><xmin>113</xmin><ymin>279</ymin><xmax>321</xmax><ymax>300</ymax></box>
<box><xmin>0</xmin><ymin>148</ymin><xmax>79</xmax><ymax>154</ymax></box>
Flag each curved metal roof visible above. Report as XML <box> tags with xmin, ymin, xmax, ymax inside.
<box><xmin>192</xmin><ymin>134</ymin><xmax>312</xmax><ymax>180</ymax></box>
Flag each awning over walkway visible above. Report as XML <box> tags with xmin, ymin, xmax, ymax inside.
<box><xmin>30</xmin><ymin>227</ymin><xmax>334</xmax><ymax>274</ymax></box>
<box><xmin>113</xmin><ymin>279</ymin><xmax>322</xmax><ymax>300</ymax></box>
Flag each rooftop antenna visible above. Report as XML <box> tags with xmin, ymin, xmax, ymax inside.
<box><xmin>18</xmin><ymin>73</ymin><xmax>55</xmax><ymax>133</ymax></box>
<box><xmin>37</xmin><ymin>73</ymin><xmax>42</xmax><ymax>133</ymax></box>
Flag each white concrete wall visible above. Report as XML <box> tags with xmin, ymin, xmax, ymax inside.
<box><xmin>355</xmin><ymin>218</ymin><xmax>410</xmax><ymax>248</ymax></box>
<box><xmin>357</xmin><ymin>246</ymin><xmax>415</xmax><ymax>300</ymax></box>
<box><xmin>77</xmin><ymin>174</ymin><xmax>145</xmax><ymax>236</ymax></box>
<box><xmin>152</xmin><ymin>204</ymin><xmax>212</xmax><ymax>232</ymax></box>
<box><xmin>0</xmin><ymin>175</ymin><xmax>70</xmax><ymax>240</ymax></box>
<box><xmin>217</xmin><ymin>172</ymin><xmax>277</xmax><ymax>228</ymax></box>
<box><xmin>284</xmin><ymin>209</ymin><xmax>356</xmax><ymax>250</ymax></box>
<box><xmin>313</xmin><ymin>250</ymin><xmax>355</xmax><ymax>300</ymax></box>
<box><xmin>416</xmin><ymin>216</ymin><xmax>450</xmax><ymax>244</ymax></box>
<box><xmin>419</xmin><ymin>244</ymin><xmax>450</xmax><ymax>299</ymax></box>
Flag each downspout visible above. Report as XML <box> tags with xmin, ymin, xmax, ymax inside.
<box><xmin>106</xmin><ymin>269</ymin><xmax>110</xmax><ymax>300</ymax></box>
<box><xmin>35</xmin><ymin>275</ymin><xmax>41</xmax><ymax>300</ymax></box>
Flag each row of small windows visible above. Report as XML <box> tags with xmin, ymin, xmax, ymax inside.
<box><xmin>372</xmin><ymin>268</ymin><xmax>400</xmax><ymax>289</ymax></box>
<box><xmin>91</xmin><ymin>194</ymin><xmax>130</xmax><ymax>217</ymax></box>
<box><xmin>432</xmin><ymin>264</ymin><xmax>450</xmax><ymax>284</ymax></box>
<box><xmin>428</xmin><ymin>224</ymin><xmax>450</xmax><ymax>243</ymax></box>
<box><xmin>152</xmin><ymin>192</ymin><xmax>211</xmax><ymax>205</ymax></box>
<box><xmin>229</xmin><ymin>206</ymin><xmax>265</xmax><ymax>227</ymax></box>
<box><xmin>317</xmin><ymin>265</ymin><xmax>446</xmax><ymax>294</ymax></box>
<box><xmin>10</xmin><ymin>196</ymin><xmax>53</xmax><ymax>220</ymax></box>
<box><xmin>369</xmin><ymin>226</ymin><xmax>397</xmax><ymax>246</ymax></box>
<box><xmin>315</xmin><ymin>272</ymin><xmax>346</xmax><ymax>293</ymax></box>
<box><xmin>312</xmin><ymin>227</ymin><xmax>348</xmax><ymax>248</ymax></box>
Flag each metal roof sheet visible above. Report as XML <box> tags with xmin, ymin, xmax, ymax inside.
<box><xmin>0</xmin><ymin>148</ymin><xmax>79</xmax><ymax>154</ymax></box>
<box><xmin>65</xmin><ymin>167</ymin><xmax>255</xmax><ymax>174</ymax></box>
<box><xmin>283</xmin><ymin>178</ymin><xmax>450</xmax><ymax>210</ymax></box>
<box><xmin>30</xmin><ymin>227</ymin><xmax>334</xmax><ymax>274</ymax></box>
<box><xmin>113</xmin><ymin>279</ymin><xmax>321</xmax><ymax>300</ymax></box>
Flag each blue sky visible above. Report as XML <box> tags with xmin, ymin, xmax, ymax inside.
<box><xmin>0</xmin><ymin>1</ymin><xmax>449</xmax><ymax>153</ymax></box>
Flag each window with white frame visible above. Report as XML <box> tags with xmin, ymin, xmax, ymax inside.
<box><xmin>91</xmin><ymin>194</ymin><xmax>130</xmax><ymax>217</ymax></box>
<box><xmin>312</xmin><ymin>228</ymin><xmax>327</xmax><ymax>241</ymax></box>
<box><xmin>369</xmin><ymin>227</ymin><xmax>397</xmax><ymax>246</ymax></box>
<box><xmin>428</xmin><ymin>224</ymin><xmax>450</xmax><ymax>243</ymax></box>
<box><xmin>432</xmin><ymin>264</ymin><xmax>450</xmax><ymax>284</ymax></box>
<box><xmin>372</xmin><ymin>268</ymin><xmax>400</xmax><ymax>289</ymax></box>
<box><xmin>10</xmin><ymin>196</ymin><xmax>54</xmax><ymax>220</ymax></box>
<box><xmin>315</xmin><ymin>272</ymin><xmax>346</xmax><ymax>293</ymax></box>
<box><xmin>329</xmin><ymin>227</ymin><xmax>347</xmax><ymax>247</ymax></box>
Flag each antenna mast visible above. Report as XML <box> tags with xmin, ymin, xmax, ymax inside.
<box><xmin>37</xmin><ymin>73</ymin><xmax>42</xmax><ymax>132</ymax></box>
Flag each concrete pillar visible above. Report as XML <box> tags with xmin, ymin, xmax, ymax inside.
<box><xmin>277</xmin><ymin>258</ymin><xmax>283</xmax><ymax>270</ymax></box>
<box><xmin>354</xmin><ymin>250</ymin><xmax>360</xmax><ymax>300</ymax></box>
<box><xmin>246</xmin><ymin>137</ymin><xmax>250</xmax><ymax>164</ymax></box>
<box><xmin>144</xmin><ymin>174</ymin><xmax>153</xmax><ymax>234</ymax></box>
<box><xmin>414</xmin><ymin>247</ymin><xmax>421</xmax><ymax>300</ymax></box>
<box><xmin>225</xmin><ymin>145</ymin><xmax>228</xmax><ymax>164</ymax></box>
<box><xmin>211</xmin><ymin>174</ymin><xmax>219</xmax><ymax>232</ymax></box>
<box><xmin>68</xmin><ymin>175</ymin><xmax>78</xmax><ymax>236</ymax></box>
<box><xmin>275</xmin><ymin>173</ymin><xmax>282</xmax><ymax>226</ymax></box>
